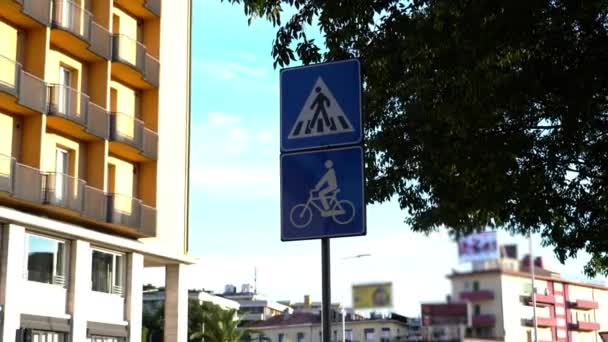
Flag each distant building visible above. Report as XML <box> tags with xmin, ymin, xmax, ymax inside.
<box><xmin>221</xmin><ymin>284</ymin><xmax>292</xmax><ymax>324</ymax></box>
<box><xmin>284</xmin><ymin>295</ymin><xmax>343</xmax><ymax>315</ymax></box>
<box><xmin>143</xmin><ymin>288</ymin><xmax>240</xmax><ymax>317</ymax></box>
<box><xmin>247</xmin><ymin>311</ymin><xmax>421</xmax><ymax>342</ymax></box>
<box><xmin>421</xmin><ymin>246</ymin><xmax>608</xmax><ymax>341</ymax></box>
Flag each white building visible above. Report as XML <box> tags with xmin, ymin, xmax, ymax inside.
<box><xmin>143</xmin><ymin>288</ymin><xmax>240</xmax><ymax>316</ymax></box>
<box><xmin>221</xmin><ymin>284</ymin><xmax>292</xmax><ymax>323</ymax></box>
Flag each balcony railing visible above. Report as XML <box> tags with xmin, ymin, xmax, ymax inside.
<box><xmin>144</xmin><ymin>0</ymin><xmax>161</xmax><ymax>16</ymax></box>
<box><xmin>472</xmin><ymin>314</ymin><xmax>496</xmax><ymax>327</ymax></box>
<box><xmin>19</xmin><ymin>71</ymin><xmax>48</xmax><ymax>113</ymax></box>
<box><xmin>15</xmin><ymin>0</ymin><xmax>52</xmax><ymax>26</ymax></box>
<box><xmin>142</xmin><ymin>128</ymin><xmax>158</xmax><ymax>159</ymax></box>
<box><xmin>42</xmin><ymin>172</ymin><xmax>85</xmax><ymax>213</ymax></box>
<box><xmin>110</xmin><ymin>112</ymin><xmax>144</xmax><ymax>150</ymax></box>
<box><xmin>0</xmin><ymin>55</ymin><xmax>20</xmax><ymax>97</ymax></box>
<box><xmin>571</xmin><ymin>299</ymin><xmax>599</xmax><ymax>310</ymax></box>
<box><xmin>86</xmin><ymin>102</ymin><xmax>109</xmax><ymax>139</ymax></box>
<box><xmin>145</xmin><ymin>54</ymin><xmax>160</xmax><ymax>87</ymax></box>
<box><xmin>47</xmin><ymin>83</ymin><xmax>89</xmax><ymax>126</ymax></box>
<box><xmin>52</xmin><ymin>0</ymin><xmax>91</xmax><ymax>39</ymax></box>
<box><xmin>460</xmin><ymin>290</ymin><xmax>494</xmax><ymax>301</ymax></box>
<box><xmin>0</xmin><ymin>154</ymin><xmax>13</xmax><ymax>194</ymax></box>
<box><xmin>89</xmin><ymin>22</ymin><xmax>112</xmax><ymax>60</ymax></box>
<box><xmin>571</xmin><ymin>321</ymin><xmax>600</xmax><ymax>332</ymax></box>
<box><xmin>83</xmin><ymin>185</ymin><xmax>107</xmax><ymax>222</ymax></box>
<box><xmin>12</xmin><ymin>162</ymin><xmax>43</xmax><ymax>203</ymax></box>
<box><xmin>112</xmin><ymin>34</ymin><xmax>159</xmax><ymax>87</ymax></box>
<box><xmin>523</xmin><ymin>317</ymin><xmax>556</xmax><ymax>328</ymax></box>
<box><xmin>0</xmin><ymin>158</ymin><xmax>156</xmax><ymax>235</ymax></box>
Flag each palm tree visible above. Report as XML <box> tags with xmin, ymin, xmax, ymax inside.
<box><xmin>190</xmin><ymin>302</ymin><xmax>246</xmax><ymax>342</ymax></box>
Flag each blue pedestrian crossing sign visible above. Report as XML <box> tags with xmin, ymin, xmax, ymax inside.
<box><xmin>281</xmin><ymin>59</ymin><xmax>362</xmax><ymax>152</ymax></box>
<box><xmin>281</xmin><ymin>146</ymin><xmax>366</xmax><ymax>241</ymax></box>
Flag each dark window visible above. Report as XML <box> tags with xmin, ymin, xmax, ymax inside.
<box><xmin>26</xmin><ymin>234</ymin><xmax>68</xmax><ymax>287</ymax></box>
<box><xmin>473</xmin><ymin>281</ymin><xmax>480</xmax><ymax>291</ymax></box>
<box><xmin>297</xmin><ymin>332</ymin><xmax>305</xmax><ymax>342</ymax></box>
<box><xmin>364</xmin><ymin>328</ymin><xmax>375</xmax><ymax>341</ymax></box>
<box><xmin>278</xmin><ymin>334</ymin><xmax>285</xmax><ymax>342</ymax></box>
<box><xmin>91</xmin><ymin>249</ymin><xmax>125</xmax><ymax>295</ymax></box>
<box><xmin>474</xmin><ymin>304</ymin><xmax>481</xmax><ymax>315</ymax></box>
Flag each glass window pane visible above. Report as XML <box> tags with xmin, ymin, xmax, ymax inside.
<box><xmin>114</xmin><ymin>254</ymin><xmax>123</xmax><ymax>288</ymax></box>
<box><xmin>91</xmin><ymin>250</ymin><xmax>113</xmax><ymax>293</ymax></box>
<box><xmin>27</xmin><ymin>235</ymin><xmax>57</xmax><ymax>284</ymax></box>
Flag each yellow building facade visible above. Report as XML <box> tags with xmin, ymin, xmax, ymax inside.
<box><xmin>0</xmin><ymin>0</ymin><xmax>192</xmax><ymax>341</ymax></box>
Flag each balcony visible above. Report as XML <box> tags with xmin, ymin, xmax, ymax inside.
<box><xmin>0</xmin><ymin>157</ymin><xmax>155</xmax><ymax>237</ymax></box>
<box><xmin>525</xmin><ymin>293</ymin><xmax>555</xmax><ymax>307</ymax></box>
<box><xmin>109</xmin><ymin>113</ymin><xmax>157</xmax><ymax>160</ymax></box>
<box><xmin>47</xmin><ymin>84</ymin><xmax>108</xmax><ymax>140</ymax></box>
<box><xmin>460</xmin><ymin>290</ymin><xmax>494</xmax><ymax>301</ymax></box>
<box><xmin>571</xmin><ymin>299</ymin><xmax>599</xmax><ymax>310</ymax></box>
<box><xmin>107</xmin><ymin>193</ymin><xmax>156</xmax><ymax>236</ymax></box>
<box><xmin>0</xmin><ymin>55</ymin><xmax>47</xmax><ymax>115</ymax></box>
<box><xmin>471</xmin><ymin>314</ymin><xmax>496</xmax><ymax>327</ymax></box>
<box><xmin>523</xmin><ymin>317</ymin><xmax>556</xmax><ymax>328</ymax></box>
<box><xmin>114</xmin><ymin>0</ymin><xmax>160</xmax><ymax>18</ymax></box>
<box><xmin>50</xmin><ymin>0</ymin><xmax>112</xmax><ymax>61</ymax></box>
<box><xmin>42</xmin><ymin>172</ymin><xmax>85</xmax><ymax>213</ymax></box>
<box><xmin>571</xmin><ymin>321</ymin><xmax>600</xmax><ymax>332</ymax></box>
<box><xmin>3</xmin><ymin>0</ymin><xmax>51</xmax><ymax>28</ymax></box>
<box><xmin>111</xmin><ymin>34</ymin><xmax>159</xmax><ymax>88</ymax></box>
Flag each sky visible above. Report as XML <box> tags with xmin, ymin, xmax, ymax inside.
<box><xmin>143</xmin><ymin>0</ymin><xmax>608</xmax><ymax>317</ymax></box>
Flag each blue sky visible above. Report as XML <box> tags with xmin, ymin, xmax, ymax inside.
<box><xmin>144</xmin><ymin>0</ymin><xmax>607</xmax><ymax>316</ymax></box>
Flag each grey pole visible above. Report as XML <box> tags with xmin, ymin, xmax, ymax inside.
<box><xmin>322</xmin><ymin>238</ymin><xmax>331</xmax><ymax>342</ymax></box>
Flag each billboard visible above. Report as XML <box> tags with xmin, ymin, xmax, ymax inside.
<box><xmin>458</xmin><ymin>231</ymin><xmax>498</xmax><ymax>263</ymax></box>
<box><xmin>352</xmin><ymin>282</ymin><xmax>393</xmax><ymax>309</ymax></box>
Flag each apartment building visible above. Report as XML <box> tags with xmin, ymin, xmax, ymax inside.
<box><xmin>247</xmin><ymin>311</ymin><xmax>420</xmax><ymax>342</ymax></box>
<box><xmin>0</xmin><ymin>0</ymin><xmax>192</xmax><ymax>341</ymax></box>
<box><xmin>422</xmin><ymin>253</ymin><xmax>608</xmax><ymax>342</ymax></box>
<box><xmin>221</xmin><ymin>284</ymin><xmax>293</xmax><ymax>324</ymax></box>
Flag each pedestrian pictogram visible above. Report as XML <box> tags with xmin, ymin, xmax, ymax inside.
<box><xmin>288</xmin><ymin>78</ymin><xmax>354</xmax><ymax>139</ymax></box>
<box><xmin>281</xmin><ymin>59</ymin><xmax>361</xmax><ymax>152</ymax></box>
<box><xmin>289</xmin><ymin>159</ymin><xmax>356</xmax><ymax>228</ymax></box>
<box><xmin>281</xmin><ymin>146</ymin><xmax>365</xmax><ymax>241</ymax></box>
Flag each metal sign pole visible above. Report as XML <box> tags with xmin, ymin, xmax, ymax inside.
<box><xmin>322</xmin><ymin>238</ymin><xmax>331</xmax><ymax>342</ymax></box>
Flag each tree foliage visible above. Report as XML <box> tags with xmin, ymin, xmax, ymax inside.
<box><xmin>223</xmin><ymin>0</ymin><xmax>608</xmax><ymax>276</ymax></box>
<box><xmin>190</xmin><ymin>302</ymin><xmax>245</xmax><ymax>342</ymax></box>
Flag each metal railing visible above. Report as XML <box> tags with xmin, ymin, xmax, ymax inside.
<box><xmin>42</xmin><ymin>172</ymin><xmax>85</xmax><ymax>213</ymax></box>
<box><xmin>16</xmin><ymin>0</ymin><xmax>52</xmax><ymax>26</ymax></box>
<box><xmin>86</xmin><ymin>102</ymin><xmax>109</xmax><ymax>139</ymax></box>
<box><xmin>47</xmin><ymin>83</ymin><xmax>89</xmax><ymax>126</ymax></box>
<box><xmin>0</xmin><ymin>154</ymin><xmax>13</xmax><ymax>194</ymax></box>
<box><xmin>83</xmin><ymin>185</ymin><xmax>108</xmax><ymax>222</ymax></box>
<box><xmin>90</xmin><ymin>21</ymin><xmax>112</xmax><ymax>60</ymax></box>
<box><xmin>145</xmin><ymin>53</ymin><xmax>160</xmax><ymax>87</ymax></box>
<box><xmin>142</xmin><ymin>128</ymin><xmax>158</xmax><ymax>160</ymax></box>
<box><xmin>0</xmin><ymin>55</ymin><xmax>20</xmax><ymax>96</ymax></box>
<box><xmin>18</xmin><ymin>71</ymin><xmax>47</xmax><ymax>113</ymax></box>
<box><xmin>110</xmin><ymin>112</ymin><xmax>144</xmax><ymax>150</ymax></box>
<box><xmin>12</xmin><ymin>162</ymin><xmax>43</xmax><ymax>203</ymax></box>
<box><xmin>51</xmin><ymin>0</ymin><xmax>91</xmax><ymax>39</ymax></box>
<box><xmin>140</xmin><ymin>204</ymin><xmax>156</xmax><ymax>236</ymax></box>
<box><xmin>144</xmin><ymin>0</ymin><xmax>161</xmax><ymax>17</ymax></box>
<box><xmin>112</xmin><ymin>34</ymin><xmax>146</xmax><ymax>73</ymax></box>
<box><xmin>107</xmin><ymin>193</ymin><xmax>142</xmax><ymax>228</ymax></box>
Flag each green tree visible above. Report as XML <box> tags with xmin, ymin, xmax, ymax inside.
<box><xmin>190</xmin><ymin>302</ymin><xmax>246</xmax><ymax>342</ymax></box>
<box><xmin>223</xmin><ymin>0</ymin><xmax>608</xmax><ymax>276</ymax></box>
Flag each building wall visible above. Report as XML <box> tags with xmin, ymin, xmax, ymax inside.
<box><xmin>141</xmin><ymin>0</ymin><xmax>190</xmax><ymax>257</ymax></box>
<box><xmin>0</xmin><ymin>21</ymin><xmax>18</xmax><ymax>86</ymax></box>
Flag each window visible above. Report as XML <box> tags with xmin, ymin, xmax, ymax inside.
<box><xmin>381</xmin><ymin>328</ymin><xmax>391</xmax><ymax>342</ymax></box>
<box><xmin>58</xmin><ymin>66</ymin><xmax>72</xmax><ymax>114</ymax></box>
<box><xmin>91</xmin><ymin>249</ymin><xmax>125</xmax><ymax>295</ymax></box>
<box><xmin>297</xmin><ymin>332</ymin><xmax>305</xmax><ymax>342</ymax></box>
<box><xmin>278</xmin><ymin>334</ymin><xmax>284</xmax><ymax>342</ymax></box>
<box><xmin>474</xmin><ymin>304</ymin><xmax>481</xmax><ymax>316</ymax></box>
<box><xmin>54</xmin><ymin>147</ymin><xmax>69</xmax><ymax>201</ymax></box>
<box><xmin>333</xmin><ymin>330</ymin><xmax>337</xmax><ymax>342</ymax></box>
<box><xmin>87</xmin><ymin>337</ymin><xmax>125</xmax><ymax>342</ymax></box>
<box><xmin>464</xmin><ymin>280</ymin><xmax>470</xmax><ymax>289</ymax></box>
<box><xmin>364</xmin><ymin>328</ymin><xmax>375</xmax><ymax>341</ymax></box>
<box><xmin>472</xmin><ymin>281</ymin><xmax>480</xmax><ymax>291</ymax></box>
<box><xmin>30</xmin><ymin>329</ymin><xmax>66</xmax><ymax>342</ymax></box>
<box><xmin>345</xmin><ymin>330</ymin><xmax>353</xmax><ymax>342</ymax></box>
<box><xmin>26</xmin><ymin>233</ymin><xmax>68</xmax><ymax>287</ymax></box>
